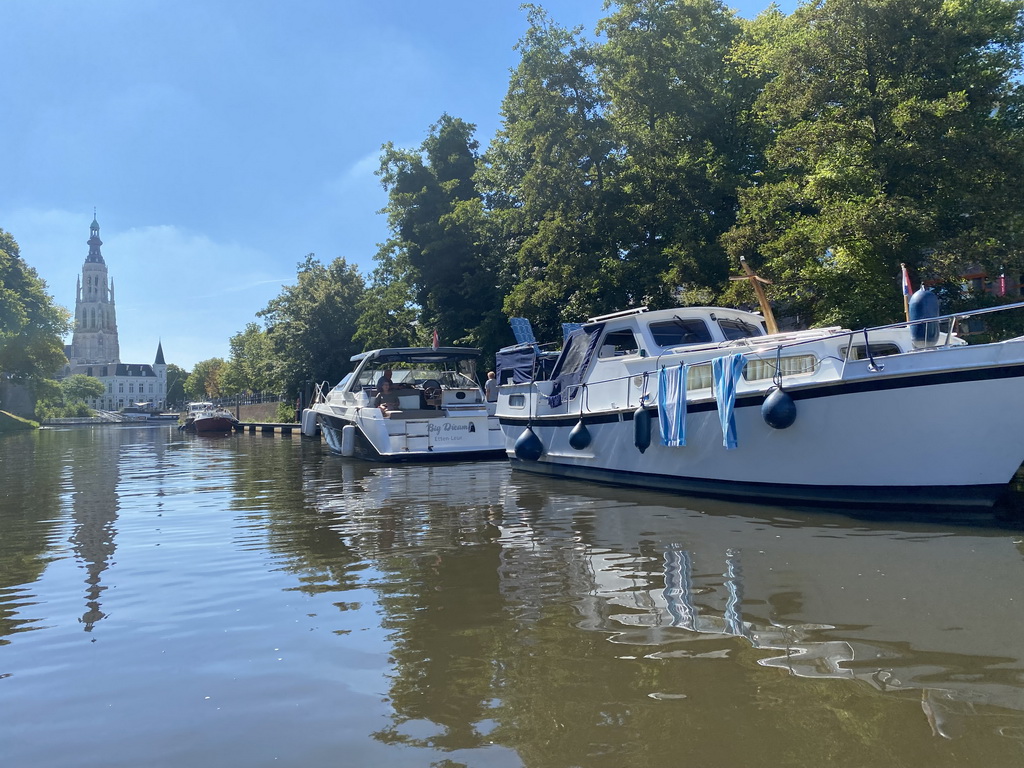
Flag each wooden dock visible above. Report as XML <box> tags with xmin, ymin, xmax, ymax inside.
<box><xmin>233</xmin><ymin>422</ymin><xmax>309</xmax><ymax>435</ymax></box>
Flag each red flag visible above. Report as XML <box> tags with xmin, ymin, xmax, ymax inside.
<box><xmin>901</xmin><ymin>264</ymin><xmax>913</xmax><ymax>297</ymax></box>
<box><xmin>432</xmin><ymin>329</ymin><xmax>439</xmax><ymax>349</ymax></box>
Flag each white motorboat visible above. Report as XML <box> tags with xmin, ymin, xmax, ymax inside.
<box><xmin>495</xmin><ymin>297</ymin><xmax>1024</xmax><ymax>509</ymax></box>
<box><xmin>305</xmin><ymin>346</ymin><xmax>505</xmax><ymax>461</ymax></box>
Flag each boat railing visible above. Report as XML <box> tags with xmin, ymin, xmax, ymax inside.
<box><xmin>511</xmin><ymin>299</ymin><xmax>1024</xmax><ymax>413</ymax></box>
<box><xmin>312</xmin><ymin>381</ymin><xmax>333</xmax><ymax>405</ymax></box>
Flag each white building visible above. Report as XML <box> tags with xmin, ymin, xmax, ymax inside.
<box><xmin>60</xmin><ymin>216</ymin><xmax>167</xmax><ymax>411</ymax></box>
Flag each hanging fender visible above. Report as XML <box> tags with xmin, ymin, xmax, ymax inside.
<box><xmin>514</xmin><ymin>426</ymin><xmax>544</xmax><ymax>461</ymax></box>
<box><xmin>762</xmin><ymin>386</ymin><xmax>797</xmax><ymax>429</ymax></box>
<box><xmin>634</xmin><ymin>406</ymin><xmax>652</xmax><ymax>453</ymax></box>
<box><xmin>569</xmin><ymin>419</ymin><xmax>592</xmax><ymax>450</ymax></box>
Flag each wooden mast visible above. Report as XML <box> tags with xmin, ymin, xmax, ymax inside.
<box><xmin>729</xmin><ymin>257</ymin><xmax>779</xmax><ymax>334</ymax></box>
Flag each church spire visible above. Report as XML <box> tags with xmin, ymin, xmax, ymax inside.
<box><xmin>69</xmin><ymin>214</ymin><xmax>119</xmax><ymax>365</ymax></box>
<box><xmin>87</xmin><ymin>210</ymin><xmax>104</xmax><ymax>264</ymax></box>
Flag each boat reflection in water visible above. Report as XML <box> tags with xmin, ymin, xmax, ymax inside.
<box><xmin>302</xmin><ymin>459</ymin><xmax>1024</xmax><ymax>748</ymax></box>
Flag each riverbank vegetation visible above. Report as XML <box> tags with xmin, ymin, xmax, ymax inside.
<box><xmin>4</xmin><ymin>0</ymin><xmax>1023</xmax><ymax>410</ymax></box>
<box><xmin>0</xmin><ymin>410</ymin><xmax>38</xmax><ymax>433</ymax></box>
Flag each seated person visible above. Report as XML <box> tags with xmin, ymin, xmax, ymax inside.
<box><xmin>378</xmin><ymin>369</ymin><xmax>412</xmax><ymax>393</ymax></box>
<box><xmin>375</xmin><ymin>380</ymin><xmax>401</xmax><ymax>414</ymax></box>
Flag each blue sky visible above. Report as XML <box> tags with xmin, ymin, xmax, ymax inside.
<box><xmin>2</xmin><ymin>0</ymin><xmax>795</xmax><ymax>370</ymax></box>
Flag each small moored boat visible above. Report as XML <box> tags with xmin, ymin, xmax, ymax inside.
<box><xmin>306</xmin><ymin>346</ymin><xmax>505</xmax><ymax>461</ymax></box>
<box><xmin>180</xmin><ymin>402</ymin><xmax>238</xmax><ymax>434</ymax></box>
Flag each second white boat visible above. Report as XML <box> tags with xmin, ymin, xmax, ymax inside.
<box><xmin>307</xmin><ymin>346</ymin><xmax>505</xmax><ymax>461</ymax></box>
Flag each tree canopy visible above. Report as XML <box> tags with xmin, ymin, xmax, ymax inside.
<box><xmin>61</xmin><ymin>374</ymin><xmax>105</xmax><ymax>404</ymax></box>
<box><xmin>371</xmin><ymin>115</ymin><xmax>507</xmax><ymax>361</ymax></box>
<box><xmin>724</xmin><ymin>0</ymin><xmax>1024</xmax><ymax>327</ymax></box>
<box><xmin>165</xmin><ymin>363</ymin><xmax>188</xmax><ymax>407</ymax></box>
<box><xmin>185</xmin><ymin>358</ymin><xmax>228</xmax><ymax>401</ymax></box>
<box><xmin>257</xmin><ymin>254</ymin><xmax>366</xmax><ymax>396</ymax></box>
<box><xmin>208</xmin><ymin>0</ymin><xmax>1024</xmax><ymax>392</ymax></box>
<box><xmin>0</xmin><ymin>228</ymin><xmax>70</xmax><ymax>382</ymax></box>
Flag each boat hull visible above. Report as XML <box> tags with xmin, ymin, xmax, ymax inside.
<box><xmin>315</xmin><ymin>407</ymin><xmax>505</xmax><ymax>462</ymax></box>
<box><xmin>506</xmin><ymin>457</ymin><xmax>1006</xmax><ymax>509</ymax></box>
<box><xmin>192</xmin><ymin>416</ymin><xmax>237</xmax><ymax>434</ymax></box>
<box><xmin>499</xmin><ymin>364</ymin><xmax>1024</xmax><ymax>509</ymax></box>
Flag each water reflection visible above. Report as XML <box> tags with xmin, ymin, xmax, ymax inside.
<box><xmin>0</xmin><ymin>432</ymin><xmax>66</xmax><ymax>642</ymax></box>
<box><xmin>5</xmin><ymin>428</ymin><xmax>1024</xmax><ymax>767</ymax></box>
<box><xmin>297</xmin><ymin>462</ymin><xmax>1024</xmax><ymax>756</ymax></box>
<box><xmin>67</xmin><ymin>426</ymin><xmax>122</xmax><ymax>630</ymax></box>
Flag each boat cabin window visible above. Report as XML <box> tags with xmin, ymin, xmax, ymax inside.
<box><xmin>598</xmin><ymin>329</ymin><xmax>640</xmax><ymax>358</ymax></box>
<box><xmin>687</xmin><ymin>364</ymin><xmax>713</xmax><ymax>390</ymax></box>
<box><xmin>744</xmin><ymin>355</ymin><xmax>818</xmax><ymax>381</ymax></box>
<box><xmin>717</xmin><ymin>317</ymin><xmax>764</xmax><ymax>340</ymax></box>
<box><xmin>649</xmin><ymin>318</ymin><xmax>713</xmax><ymax>349</ymax></box>
<box><xmin>840</xmin><ymin>342</ymin><xmax>903</xmax><ymax>361</ymax></box>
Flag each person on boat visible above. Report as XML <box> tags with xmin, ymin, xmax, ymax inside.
<box><xmin>375</xmin><ymin>379</ymin><xmax>400</xmax><ymax>415</ymax></box>
<box><xmin>484</xmin><ymin>370</ymin><xmax>498</xmax><ymax>402</ymax></box>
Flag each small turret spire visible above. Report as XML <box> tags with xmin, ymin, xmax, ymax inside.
<box><xmin>86</xmin><ymin>211</ymin><xmax>104</xmax><ymax>264</ymax></box>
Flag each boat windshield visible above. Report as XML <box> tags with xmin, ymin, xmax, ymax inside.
<box><xmin>331</xmin><ymin>373</ymin><xmax>354</xmax><ymax>394</ymax></box>
<box><xmin>353</xmin><ymin>359</ymin><xmax>480</xmax><ymax>391</ymax></box>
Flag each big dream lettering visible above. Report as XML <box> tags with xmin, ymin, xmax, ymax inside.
<box><xmin>428</xmin><ymin>420</ymin><xmax>480</xmax><ymax>444</ymax></box>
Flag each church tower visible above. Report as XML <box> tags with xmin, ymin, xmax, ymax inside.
<box><xmin>69</xmin><ymin>214</ymin><xmax>120</xmax><ymax>365</ymax></box>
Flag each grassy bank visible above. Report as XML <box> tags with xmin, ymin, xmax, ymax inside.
<box><xmin>0</xmin><ymin>410</ymin><xmax>38</xmax><ymax>432</ymax></box>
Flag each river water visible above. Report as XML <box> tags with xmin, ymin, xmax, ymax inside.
<box><xmin>2</xmin><ymin>425</ymin><xmax>1024</xmax><ymax>768</ymax></box>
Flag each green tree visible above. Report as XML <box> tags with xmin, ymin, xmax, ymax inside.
<box><xmin>222</xmin><ymin>322</ymin><xmax>277</xmax><ymax>395</ymax></box>
<box><xmin>597</xmin><ymin>0</ymin><xmax>748</xmax><ymax>307</ymax></box>
<box><xmin>165</xmin><ymin>363</ymin><xmax>188</xmax><ymax>408</ymax></box>
<box><xmin>353</xmin><ymin>238</ymin><xmax>420</xmax><ymax>351</ymax></box>
<box><xmin>724</xmin><ymin>0</ymin><xmax>1024</xmax><ymax>328</ymax></box>
<box><xmin>0</xmin><ymin>228</ymin><xmax>71</xmax><ymax>381</ymax></box>
<box><xmin>257</xmin><ymin>254</ymin><xmax>366</xmax><ymax>395</ymax></box>
<box><xmin>185</xmin><ymin>358</ymin><xmax>227</xmax><ymax>400</ymax></box>
<box><xmin>60</xmin><ymin>374</ymin><xmax>104</xmax><ymax>405</ymax></box>
<box><xmin>376</xmin><ymin>115</ymin><xmax>504</xmax><ymax>358</ymax></box>
<box><xmin>482</xmin><ymin>6</ymin><xmax>616</xmax><ymax>338</ymax></box>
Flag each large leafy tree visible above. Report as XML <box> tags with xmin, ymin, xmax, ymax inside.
<box><xmin>222</xmin><ymin>322</ymin><xmax>277</xmax><ymax>395</ymax></box>
<box><xmin>375</xmin><ymin>114</ymin><xmax>503</xmax><ymax>358</ymax></box>
<box><xmin>0</xmin><ymin>228</ymin><xmax>70</xmax><ymax>381</ymax></box>
<box><xmin>60</xmin><ymin>374</ymin><xmax>104</xmax><ymax>404</ymax></box>
<box><xmin>724</xmin><ymin>0</ymin><xmax>1024</xmax><ymax>328</ymax></box>
<box><xmin>482</xmin><ymin>6</ymin><xmax>616</xmax><ymax>338</ymax></box>
<box><xmin>258</xmin><ymin>254</ymin><xmax>366</xmax><ymax>394</ymax></box>
<box><xmin>597</xmin><ymin>0</ymin><xmax>748</xmax><ymax>306</ymax></box>
<box><xmin>354</xmin><ymin>238</ymin><xmax>420</xmax><ymax>351</ymax></box>
<box><xmin>165</xmin><ymin>363</ymin><xmax>188</xmax><ymax>407</ymax></box>
<box><xmin>185</xmin><ymin>358</ymin><xmax>227</xmax><ymax>400</ymax></box>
